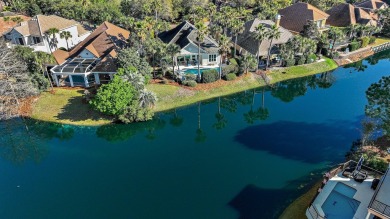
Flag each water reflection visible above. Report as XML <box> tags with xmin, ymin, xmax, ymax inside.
<box><xmin>0</xmin><ymin>119</ymin><xmax>76</xmax><ymax>164</ymax></box>
<box><xmin>234</xmin><ymin>121</ymin><xmax>358</xmax><ymax>164</ymax></box>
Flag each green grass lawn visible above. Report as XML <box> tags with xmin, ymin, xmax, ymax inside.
<box><xmin>279</xmin><ymin>180</ymin><xmax>322</xmax><ymax>219</ymax></box>
<box><xmin>31</xmin><ymin>88</ymin><xmax>112</xmax><ymax>126</ymax></box>
<box><xmin>370</xmin><ymin>37</ymin><xmax>390</xmax><ymax>47</ymax></box>
<box><xmin>31</xmin><ymin>58</ymin><xmax>338</xmax><ymax>126</ymax></box>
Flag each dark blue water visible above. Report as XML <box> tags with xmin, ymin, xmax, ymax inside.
<box><xmin>0</xmin><ymin>51</ymin><xmax>389</xmax><ymax>219</ymax></box>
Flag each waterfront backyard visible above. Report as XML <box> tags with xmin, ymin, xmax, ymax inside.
<box><xmin>1</xmin><ymin>51</ymin><xmax>389</xmax><ymax>218</ymax></box>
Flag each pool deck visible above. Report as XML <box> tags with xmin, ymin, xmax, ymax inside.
<box><xmin>306</xmin><ymin>173</ymin><xmax>376</xmax><ymax>219</ymax></box>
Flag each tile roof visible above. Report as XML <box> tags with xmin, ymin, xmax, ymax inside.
<box><xmin>53</xmin><ymin>21</ymin><xmax>130</xmax><ymax>65</ymax></box>
<box><xmin>12</xmin><ymin>15</ymin><xmax>88</xmax><ymax>37</ymax></box>
<box><xmin>235</xmin><ymin>19</ymin><xmax>293</xmax><ymax>56</ymax></box>
<box><xmin>326</xmin><ymin>3</ymin><xmax>357</xmax><ymax>27</ymax></box>
<box><xmin>354</xmin><ymin>0</ymin><xmax>388</xmax><ymax>10</ymax></box>
<box><xmin>158</xmin><ymin>21</ymin><xmax>219</xmax><ymax>53</ymax></box>
<box><xmin>278</xmin><ymin>2</ymin><xmax>329</xmax><ymax>33</ymax></box>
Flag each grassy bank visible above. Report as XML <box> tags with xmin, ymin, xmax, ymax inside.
<box><xmin>31</xmin><ymin>88</ymin><xmax>112</xmax><ymax>126</ymax></box>
<box><xmin>370</xmin><ymin>37</ymin><xmax>390</xmax><ymax>47</ymax></box>
<box><xmin>279</xmin><ymin>180</ymin><xmax>322</xmax><ymax>219</ymax></box>
<box><xmin>31</xmin><ymin>58</ymin><xmax>338</xmax><ymax>126</ymax></box>
<box><xmin>150</xmin><ymin>58</ymin><xmax>338</xmax><ymax>112</ymax></box>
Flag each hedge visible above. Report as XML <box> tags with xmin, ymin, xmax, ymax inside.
<box><xmin>297</xmin><ymin>56</ymin><xmax>306</xmax><ymax>65</ymax></box>
<box><xmin>360</xmin><ymin>36</ymin><xmax>370</xmax><ymax>48</ymax></box>
<box><xmin>349</xmin><ymin>41</ymin><xmax>361</xmax><ymax>51</ymax></box>
<box><xmin>284</xmin><ymin>59</ymin><xmax>295</xmax><ymax>67</ymax></box>
<box><xmin>225</xmin><ymin>73</ymin><xmax>237</xmax><ymax>81</ymax></box>
<box><xmin>306</xmin><ymin>54</ymin><xmax>317</xmax><ymax>64</ymax></box>
<box><xmin>369</xmin><ymin>36</ymin><xmax>376</xmax><ymax>44</ymax></box>
<box><xmin>222</xmin><ymin>64</ymin><xmax>239</xmax><ymax>76</ymax></box>
<box><xmin>182</xmin><ymin>80</ymin><xmax>197</xmax><ymax>87</ymax></box>
<box><xmin>202</xmin><ymin>69</ymin><xmax>219</xmax><ymax>83</ymax></box>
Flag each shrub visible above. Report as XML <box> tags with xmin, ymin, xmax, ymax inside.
<box><xmin>183</xmin><ymin>80</ymin><xmax>197</xmax><ymax>87</ymax></box>
<box><xmin>184</xmin><ymin>73</ymin><xmax>197</xmax><ymax>81</ymax></box>
<box><xmin>161</xmin><ymin>79</ymin><xmax>169</xmax><ymax>84</ymax></box>
<box><xmin>229</xmin><ymin>58</ymin><xmax>238</xmax><ymax>66</ymax></box>
<box><xmin>349</xmin><ymin>41</ymin><xmax>361</xmax><ymax>51</ymax></box>
<box><xmin>306</xmin><ymin>54</ymin><xmax>317</xmax><ymax>64</ymax></box>
<box><xmin>225</xmin><ymin>73</ymin><xmax>237</xmax><ymax>81</ymax></box>
<box><xmin>284</xmin><ymin>59</ymin><xmax>295</xmax><ymax>67</ymax></box>
<box><xmin>369</xmin><ymin>36</ymin><xmax>376</xmax><ymax>44</ymax></box>
<box><xmin>222</xmin><ymin>64</ymin><xmax>239</xmax><ymax>76</ymax></box>
<box><xmin>297</xmin><ymin>56</ymin><xmax>306</xmax><ymax>65</ymax></box>
<box><xmin>360</xmin><ymin>36</ymin><xmax>370</xmax><ymax>48</ymax></box>
<box><xmin>202</xmin><ymin>69</ymin><xmax>219</xmax><ymax>83</ymax></box>
<box><xmin>321</xmin><ymin>48</ymin><xmax>329</xmax><ymax>56</ymax></box>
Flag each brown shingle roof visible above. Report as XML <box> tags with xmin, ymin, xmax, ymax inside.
<box><xmin>13</xmin><ymin>15</ymin><xmax>88</xmax><ymax>36</ymax></box>
<box><xmin>53</xmin><ymin>21</ymin><xmax>130</xmax><ymax>64</ymax></box>
<box><xmin>52</xmin><ymin>49</ymin><xmax>69</xmax><ymax>64</ymax></box>
<box><xmin>326</xmin><ymin>3</ymin><xmax>357</xmax><ymax>27</ymax></box>
<box><xmin>355</xmin><ymin>0</ymin><xmax>388</xmax><ymax>10</ymax></box>
<box><xmin>278</xmin><ymin>2</ymin><xmax>330</xmax><ymax>33</ymax></box>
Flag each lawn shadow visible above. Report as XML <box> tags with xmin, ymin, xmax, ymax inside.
<box><xmin>56</xmin><ymin>90</ymin><xmax>112</xmax><ymax>123</ymax></box>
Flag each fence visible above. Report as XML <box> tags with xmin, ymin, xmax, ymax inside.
<box><xmin>372</xmin><ymin>42</ymin><xmax>390</xmax><ymax>53</ymax></box>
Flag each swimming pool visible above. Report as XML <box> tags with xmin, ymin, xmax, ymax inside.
<box><xmin>321</xmin><ymin>183</ymin><xmax>360</xmax><ymax>219</ymax></box>
<box><xmin>183</xmin><ymin>68</ymin><xmax>219</xmax><ymax>75</ymax></box>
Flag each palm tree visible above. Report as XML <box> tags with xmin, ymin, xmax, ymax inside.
<box><xmin>346</xmin><ymin>24</ymin><xmax>358</xmax><ymax>40</ymax></box>
<box><xmin>265</xmin><ymin>24</ymin><xmax>281</xmax><ymax>70</ymax></box>
<box><xmin>328</xmin><ymin>27</ymin><xmax>344</xmax><ymax>56</ymax></box>
<box><xmin>138</xmin><ymin>89</ymin><xmax>157</xmax><ymax>108</ymax></box>
<box><xmin>218</xmin><ymin>34</ymin><xmax>229</xmax><ymax>80</ymax></box>
<box><xmin>252</xmin><ymin>24</ymin><xmax>267</xmax><ymax>73</ymax></box>
<box><xmin>46</xmin><ymin>28</ymin><xmax>59</xmax><ymax>51</ymax></box>
<box><xmin>166</xmin><ymin>44</ymin><xmax>181</xmax><ymax>77</ymax></box>
<box><xmin>230</xmin><ymin>19</ymin><xmax>245</xmax><ymax>57</ymax></box>
<box><xmin>195</xmin><ymin>22</ymin><xmax>208</xmax><ymax>82</ymax></box>
<box><xmin>121</xmin><ymin>71</ymin><xmax>145</xmax><ymax>91</ymax></box>
<box><xmin>240</xmin><ymin>54</ymin><xmax>257</xmax><ymax>74</ymax></box>
<box><xmin>59</xmin><ymin>31</ymin><xmax>72</xmax><ymax>51</ymax></box>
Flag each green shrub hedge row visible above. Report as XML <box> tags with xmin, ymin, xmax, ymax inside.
<box><xmin>202</xmin><ymin>69</ymin><xmax>219</xmax><ymax>83</ymax></box>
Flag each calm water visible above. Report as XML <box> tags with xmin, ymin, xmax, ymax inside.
<box><xmin>1</xmin><ymin>51</ymin><xmax>389</xmax><ymax>219</ymax></box>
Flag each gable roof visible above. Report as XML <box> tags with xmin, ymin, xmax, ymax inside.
<box><xmin>278</xmin><ymin>2</ymin><xmax>330</xmax><ymax>33</ymax></box>
<box><xmin>326</xmin><ymin>3</ymin><xmax>357</xmax><ymax>27</ymax></box>
<box><xmin>354</xmin><ymin>0</ymin><xmax>388</xmax><ymax>10</ymax></box>
<box><xmin>53</xmin><ymin>21</ymin><xmax>130</xmax><ymax>64</ymax></box>
<box><xmin>158</xmin><ymin>21</ymin><xmax>219</xmax><ymax>53</ymax></box>
<box><xmin>235</xmin><ymin>19</ymin><xmax>293</xmax><ymax>56</ymax></box>
<box><xmin>13</xmin><ymin>15</ymin><xmax>87</xmax><ymax>36</ymax></box>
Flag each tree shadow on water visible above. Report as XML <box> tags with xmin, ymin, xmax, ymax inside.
<box><xmin>56</xmin><ymin>90</ymin><xmax>112</xmax><ymax>123</ymax></box>
<box><xmin>234</xmin><ymin>121</ymin><xmax>358</xmax><ymax>164</ymax></box>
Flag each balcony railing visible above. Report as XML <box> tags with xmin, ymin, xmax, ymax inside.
<box><xmin>308</xmin><ymin>204</ymin><xmax>325</xmax><ymax>219</ymax></box>
<box><xmin>370</xmin><ymin>200</ymin><xmax>390</xmax><ymax>217</ymax></box>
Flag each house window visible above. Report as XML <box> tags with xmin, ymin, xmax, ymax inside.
<box><xmin>209</xmin><ymin>54</ymin><xmax>217</xmax><ymax>62</ymax></box>
<box><xmin>18</xmin><ymin>38</ymin><xmax>24</xmax><ymax>45</ymax></box>
<box><xmin>32</xmin><ymin>36</ymin><xmax>41</xmax><ymax>44</ymax></box>
<box><xmin>317</xmin><ymin>20</ymin><xmax>322</xmax><ymax>28</ymax></box>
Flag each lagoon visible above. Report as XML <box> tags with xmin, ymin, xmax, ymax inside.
<box><xmin>0</xmin><ymin>50</ymin><xmax>389</xmax><ymax>219</ymax></box>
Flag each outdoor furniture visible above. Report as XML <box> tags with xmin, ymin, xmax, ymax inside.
<box><xmin>353</xmin><ymin>170</ymin><xmax>367</xmax><ymax>183</ymax></box>
<box><xmin>371</xmin><ymin>179</ymin><xmax>380</xmax><ymax>190</ymax></box>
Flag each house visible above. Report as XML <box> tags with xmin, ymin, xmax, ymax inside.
<box><xmin>326</xmin><ymin>2</ymin><xmax>386</xmax><ymax>27</ymax></box>
<box><xmin>306</xmin><ymin>160</ymin><xmax>390</xmax><ymax>219</ymax></box>
<box><xmin>278</xmin><ymin>2</ymin><xmax>330</xmax><ymax>34</ymax></box>
<box><xmin>50</xmin><ymin>21</ymin><xmax>130</xmax><ymax>88</ymax></box>
<box><xmin>4</xmin><ymin>15</ymin><xmax>90</xmax><ymax>53</ymax></box>
<box><xmin>158</xmin><ymin>21</ymin><xmax>220</xmax><ymax>68</ymax></box>
<box><xmin>354</xmin><ymin>0</ymin><xmax>388</xmax><ymax>11</ymax></box>
<box><xmin>233</xmin><ymin>18</ymin><xmax>293</xmax><ymax>61</ymax></box>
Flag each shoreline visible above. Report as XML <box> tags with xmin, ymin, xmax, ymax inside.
<box><xmin>30</xmin><ymin>52</ymin><xmax>388</xmax><ymax>127</ymax></box>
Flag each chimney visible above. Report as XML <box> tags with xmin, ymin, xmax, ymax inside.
<box><xmin>275</xmin><ymin>14</ymin><xmax>281</xmax><ymax>27</ymax></box>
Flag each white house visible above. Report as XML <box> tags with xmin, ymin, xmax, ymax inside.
<box><xmin>4</xmin><ymin>15</ymin><xmax>90</xmax><ymax>53</ymax></box>
<box><xmin>158</xmin><ymin>21</ymin><xmax>221</xmax><ymax>67</ymax></box>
